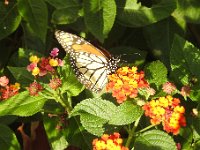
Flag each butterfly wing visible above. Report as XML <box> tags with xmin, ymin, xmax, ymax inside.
<box><xmin>55</xmin><ymin>30</ymin><xmax>111</xmax><ymax>92</ymax></box>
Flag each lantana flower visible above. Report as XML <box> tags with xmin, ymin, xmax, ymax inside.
<box><xmin>27</xmin><ymin>81</ymin><xmax>43</xmax><ymax>96</ymax></box>
<box><xmin>49</xmin><ymin>78</ymin><xmax>62</xmax><ymax>90</ymax></box>
<box><xmin>50</xmin><ymin>48</ymin><xmax>59</xmax><ymax>57</ymax></box>
<box><xmin>92</xmin><ymin>132</ymin><xmax>129</xmax><ymax>150</ymax></box>
<box><xmin>0</xmin><ymin>76</ymin><xmax>20</xmax><ymax>100</ymax></box>
<box><xmin>180</xmin><ymin>85</ymin><xmax>191</xmax><ymax>98</ymax></box>
<box><xmin>106</xmin><ymin>66</ymin><xmax>149</xmax><ymax>103</ymax></box>
<box><xmin>26</xmin><ymin>48</ymin><xmax>64</xmax><ymax>77</ymax></box>
<box><xmin>143</xmin><ymin>95</ymin><xmax>186</xmax><ymax>135</ymax></box>
<box><xmin>0</xmin><ymin>76</ymin><xmax>9</xmax><ymax>87</ymax></box>
<box><xmin>162</xmin><ymin>82</ymin><xmax>177</xmax><ymax>94</ymax></box>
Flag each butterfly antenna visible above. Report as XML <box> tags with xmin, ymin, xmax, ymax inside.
<box><xmin>119</xmin><ymin>52</ymin><xmax>142</xmax><ymax>66</ymax></box>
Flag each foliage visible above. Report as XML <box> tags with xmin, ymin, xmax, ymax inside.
<box><xmin>1</xmin><ymin>0</ymin><xmax>200</xmax><ymax>150</ymax></box>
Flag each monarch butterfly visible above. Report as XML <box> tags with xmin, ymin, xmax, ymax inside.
<box><xmin>55</xmin><ymin>30</ymin><xmax>120</xmax><ymax>92</ymax></box>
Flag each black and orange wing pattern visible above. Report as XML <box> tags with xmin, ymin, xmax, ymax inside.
<box><xmin>55</xmin><ymin>30</ymin><xmax>119</xmax><ymax>92</ymax></box>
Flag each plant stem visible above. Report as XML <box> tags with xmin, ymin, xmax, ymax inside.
<box><xmin>136</xmin><ymin>124</ymin><xmax>156</xmax><ymax>134</ymax></box>
<box><xmin>59</xmin><ymin>91</ymin><xmax>73</xmax><ymax>114</ymax></box>
<box><xmin>125</xmin><ymin>117</ymin><xmax>141</xmax><ymax>147</ymax></box>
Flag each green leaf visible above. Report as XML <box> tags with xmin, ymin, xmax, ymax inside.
<box><xmin>70</xmin><ymin>98</ymin><xmax>142</xmax><ymax>135</ymax></box>
<box><xmin>52</xmin><ymin>7</ymin><xmax>80</xmax><ymax>25</ymax></box>
<box><xmin>51</xmin><ymin>0</ymin><xmax>81</xmax><ymax>24</ymax></box>
<box><xmin>70</xmin><ymin>98</ymin><xmax>117</xmax><ymax>120</ymax></box>
<box><xmin>109</xmin><ymin>46</ymin><xmax>147</xmax><ymax>66</ymax></box>
<box><xmin>17</xmin><ymin>0</ymin><xmax>48</xmax><ymax>43</ymax></box>
<box><xmin>58</xmin><ymin>58</ymin><xmax>84</xmax><ymax>96</ymax></box>
<box><xmin>177</xmin><ymin>127</ymin><xmax>193</xmax><ymax>150</ymax></box>
<box><xmin>8</xmin><ymin>66</ymin><xmax>34</xmax><ymax>87</ymax></box>
<box><xmin>190</xmin><ymin>88</ymin><xmax>200</xmax><ymax>102</ymax></box>
<box><xmin>21</xmin><ymin>22</ymin><xmax>46</xmax><ymax>52</ymax></box>
<box><xmin>145</xmin><ymin>60</ymin><xmax>168</xmax><ymax>88</ymax></box>
<box><xmin>109</xmin><ymin>101</ymin><xmax>143</xmax><ymax>125</ymax></box>
<box><xmin>70</xmin><ymin>98</ymin><xmax>117</xmax><ymax>135</ymax></box>
<box><xmin>43</xmin><ymin>113</ymin><xmax>68</xmax><ymax>150</ymax></box>
<box><xmin>116</xmin><ymin>0</ymin><xmax>176</xmax><ymax>27</ymax></box>
<box><xmin>9</xmin><ymin>48</ymin><xmax>43</xmax><ymax>67</ymax></box>
<box><xmin>193</xmin><ymin>119</ymin><xmax>200</xmax><ymax>138</ymax></box>
<box><xmin>45</xmin><ymin>0</ymin><xmax>80</xmax><ymax>9</ymax></box>
<box><xmin>170</xmin><ymin>35</ymin><xmax>200</xmax><ymax>86</ymax></box>
<box><xmin>80</xmin><ymin>113</ymin><xmax>107</xmax><ymax>136</ymax></box>
<box><xmin>83</xmin><ymin>0</ymin><xmax>116</xmax><ymax>42</ymax></box>
<box><xmin>0</xmin><ymin>116</ymin><xmax>17</xmax><ymax>125</ymax></box>
<box><xmin>0</xmin><ymin>91</ymin><xmax>47</xmax><ymax>117</ymax></box>
<box><xmin>143</xmin><ymin>18</ymin><xmax>184</xmax><ymax>69</ymax></box>
<box><xmin>44</xmin><ymin>113</ymin><xmax>92</xmax><ymax>150</ymax></box>
<box><xmin>0</xmin><ymin>1</ymin><xmax>21</xmax><ymax>40</ymax></box>
<box><xmin>173</xmin><ymin>0</ymin><xmax>200</xmax><ymax>24</ymax></box>
<box><xmin>134</xmin><ymin>129</ymin><xmax>176</xmax><ymax>150</ymax></box>
<box><xmin>0</xmin><ymin>124</ymin><xmax>20</xmax><ymax>150</ymax></box>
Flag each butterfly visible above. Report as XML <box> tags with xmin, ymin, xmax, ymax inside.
<box><xmin>55</xmin><ymin>30</ymin><xmax>120</xmax><ymax>92</ymax></box>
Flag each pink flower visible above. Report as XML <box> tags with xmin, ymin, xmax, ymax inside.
<box><xmin>49</xmin><ymin>78</ymin><xmax>62</xmax><ymax>90</ymax></box>
<box><xmin>27</xmin><ymin>81</ymin><xmax>43</xmax><ymax>96</ymax></box>
<box><xmin>50</xmin><ymin>48</ymin><xmax>59</xmax><ymax>57</ymax></box>
<box><xmin>162</xmin><ymin>82</ymin><xmax>177</xmax><ymax>94</ymax></box>
<box><xmin>0</xmin><ymin>76</ymin><xmax>9</xmax><ymax>87</ymax></box>
<box><xmin>180</xmin><ymin>85</ymin><xmax>190</xmax><ymax>97</ymax></box>
<box><xmin>146</xmin><ymin>87</ymin><xmax>156</xmax><ymax>96</ymax></box>
<box><xmin>58</xmin><ymin>59</ymin><xmax>64</xmax><ymax>66</ymax></box>
<box><xmin>27</xmin><ymin>63</ymin><xmax>37</xmax><ymax>72</ymax></box>
<box><xmin>176</xmin><ymin>143</ymin><xmax>181</xmax><ymax>150</ymax></box>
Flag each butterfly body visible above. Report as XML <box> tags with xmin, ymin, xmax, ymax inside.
<box><xmin>55</xmin><ymin>30</ymin><xmax>119</xmax><ymax>92</ymax></box>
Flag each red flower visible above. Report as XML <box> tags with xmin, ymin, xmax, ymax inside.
<box><xmin>39</xmin><ymin>57</ymin><xmax>55</xmax><ymax>76</ymax></box>
<box><xmin>0</xmin><ymin>83</ymin><xmax>20</xmax><ymax>100</ymax></box>
<box><xmin>26</xmin><ymin>63</ymin><xmax>37</xmax><ymax>72</ymax></box>
<box><xmin>28</xmin><ymin>81</ymin><xmax>43</xmax><ymax>96</ymax></box>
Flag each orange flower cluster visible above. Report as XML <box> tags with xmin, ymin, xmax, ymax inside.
<box><xmin>106</xmin><ymin>66</ymin><xmax>149</xmax><ymax>103</ymax></box>
<box><xmin>92</xmin><ymin>132</ymin><xmax>129</xmax><ymax>150</ymax></box>
<box><xmin>0</xmin><ymin>76</ymin><xmax>20</xmax><ymax>100</ymax></box>
<box><xmin>143</xmin><ymin>95</ymin><xmax>186</xmax><ymax>135</ymax></box>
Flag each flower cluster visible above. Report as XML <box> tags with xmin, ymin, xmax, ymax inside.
<box><xmin>92</xmin><ymin>132</ymin><xmax>129</xmax><ymax>150</ymax></box>
<box><xmin>49</xmin><ymin>78</ymin><xmax>62</xmax><ymax>90</ymax></box>
<box><xmin>143</xmin><ymin>95</ymin><xmax>186</xmax><ymax>135</ymax></box>
<box><xmin>26</xmin><ymin>48</ymin><xmax>63</xmax><ymax>96</ymax></box>
<box><xmin>27</xmin><ymin>81</ymin><xmax>43</xmax><ymax>96</ymax></box>
<box><xmin>0</xmin><ymin>76</ymin><xmax>20</xmax><ymax>100</ymax></box>
<box><xmin>162</xmin><ymin>82</ymin><xmax>177</xmax><ymax>94</ymax></box>
<box><xmin>106</xmin><ymin>66</ymin><xmax>149</xmax><ymax>103</ymax></box>
<box><xmin>27</xmin><ymin>48</ymin><xmax>63</xmax><ymax>76</ymax></box>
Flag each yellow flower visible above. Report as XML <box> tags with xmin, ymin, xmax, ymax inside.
<box><xmin>32</xmin><ymin>67</ymin><xmax>40</xmax><ymax>76</ymax></box>
<box><xmin>131</xmin><ymin>66</ymin><xmax>137</xmax><ymax>73</ymax></box>
<box><xmin>29</xmin><ymin>55</ymin><xmax>40</xmax><ymax>63</ymax></box>
<box><xmin>159</xmin><ymin>97</ymin><xmax>169</xmax><ymax>108</ymax></box>
<box><xmin>174</xmin><ymin>106</ymin><xmax>185</xmax><ymax>113</ymax></box>
<box><xmin>13</xmin><ymin>83</ymin><xmax>20</xmax><ymax>89</ymax></box>
<box><xmin>49</xmin><ymin>58</ymin><xmax>58</xmax><ymax>67</ymax></box>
